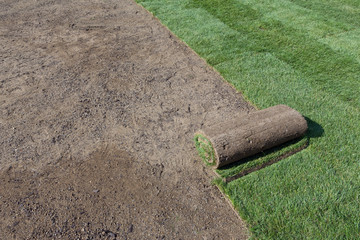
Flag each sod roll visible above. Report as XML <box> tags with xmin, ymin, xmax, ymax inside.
<box><xmin>194</xmin><ymin>105</ymin><xmax>308</xmax><ymax>168</ymax></box>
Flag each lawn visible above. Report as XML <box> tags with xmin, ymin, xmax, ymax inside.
<box><xmin>135</xmin><ymin>0</ymin><xmax>360</xmax><ymax>238</ymax></box>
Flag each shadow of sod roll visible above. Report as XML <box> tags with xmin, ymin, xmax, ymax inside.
<box><xmin>194</xmin><ymin>105</ymin><xmax>308</xmax><ymax>169</ymax></box>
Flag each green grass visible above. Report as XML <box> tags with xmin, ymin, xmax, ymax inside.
<box><xmin>135</xmin><ymin>0</ymin><xmax>360</xmax><ymax>238</ymax></box>
<box><xmin>194</xmin><ymin>133</ymin><xmax>217</xmax><ymax>166</ymax></box>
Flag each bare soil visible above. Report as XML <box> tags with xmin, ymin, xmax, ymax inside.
<box><xmin>0</xmin><ymin>0</ymin><xmax>253</xmax><ymax>239</ymax></box>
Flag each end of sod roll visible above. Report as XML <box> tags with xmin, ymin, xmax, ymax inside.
<box><xmin>194</xmin><ymin>132</ymin><xmax>217</xmax><ymax>167</ymax></box>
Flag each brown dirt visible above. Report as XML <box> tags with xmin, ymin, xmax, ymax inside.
<box><xmin>0</xmin><ymin>0</ymin><xmax>253</xmax><ymax>239</ymax></box>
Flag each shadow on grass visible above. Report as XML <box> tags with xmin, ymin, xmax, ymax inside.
<box><xmin>305</xmin><ymin>116</ymin><xmax>324</xmax><ymax>138</ymax></box>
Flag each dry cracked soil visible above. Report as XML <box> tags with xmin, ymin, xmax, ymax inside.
<box><xmin>0</xmin><ymin>0</ymin><xmax>254</xmax><ymax>239</ymax></box>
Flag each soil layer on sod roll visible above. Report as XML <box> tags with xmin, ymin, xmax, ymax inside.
<box><xmin>195</xmin><ymin>105</ymin><xmax>308</xmax><ymax>181</ymax></box>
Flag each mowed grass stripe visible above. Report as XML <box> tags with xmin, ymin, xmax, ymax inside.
<box><xmin>240</xmin><ymin>0</ymin><xmax>353</xmax><ymax>37</ymax></box>
<box><xmin>233</xmin><ymin>0</ymin><xmax>360</xmax><ymax>72</ymax></box>
<box><xmin>245</xmin><ymin>0</ymin><xmax>360</xmax><ymax>64</ymax></box>
<box><xmin>187</xmin><ymin>0</ymin><xmax>360</xmax><ymax>108</ymax></box>
<box><xmin>319</xmin><ymin>29</ymin><xmax>360</xmax><ymax>64</ymax></box>
<box><xmin>136</xmin><ymin>0</ymin><xmax>360</xmax><ymax>238</ymax></box>
<box><xmin>290</xmin><ymin>0</ymin><xmax>360</xmax><ymax>28</ymax></box>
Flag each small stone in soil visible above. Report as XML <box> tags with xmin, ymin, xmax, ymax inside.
<box><xmin>128</xmin><ymin>224</ymin><xmax>133</xmax><ymax>233</ymax></box>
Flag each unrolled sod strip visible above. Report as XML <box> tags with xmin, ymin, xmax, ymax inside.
<box><xmin>194</xmin><ymin>105</ymin><xmax>308</xmax><ymax>169</ymax></box>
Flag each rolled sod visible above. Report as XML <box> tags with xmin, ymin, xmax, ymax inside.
<box><xmin>194</xmin><ymin>105</ymin><xmax>308</xmax><ymax>169</ymax></box>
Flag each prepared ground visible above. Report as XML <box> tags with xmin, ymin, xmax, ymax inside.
<box><xmin>0</xmin><ymin>0</ymin><xmax>252</xmax><ymax>239</ymax></box>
